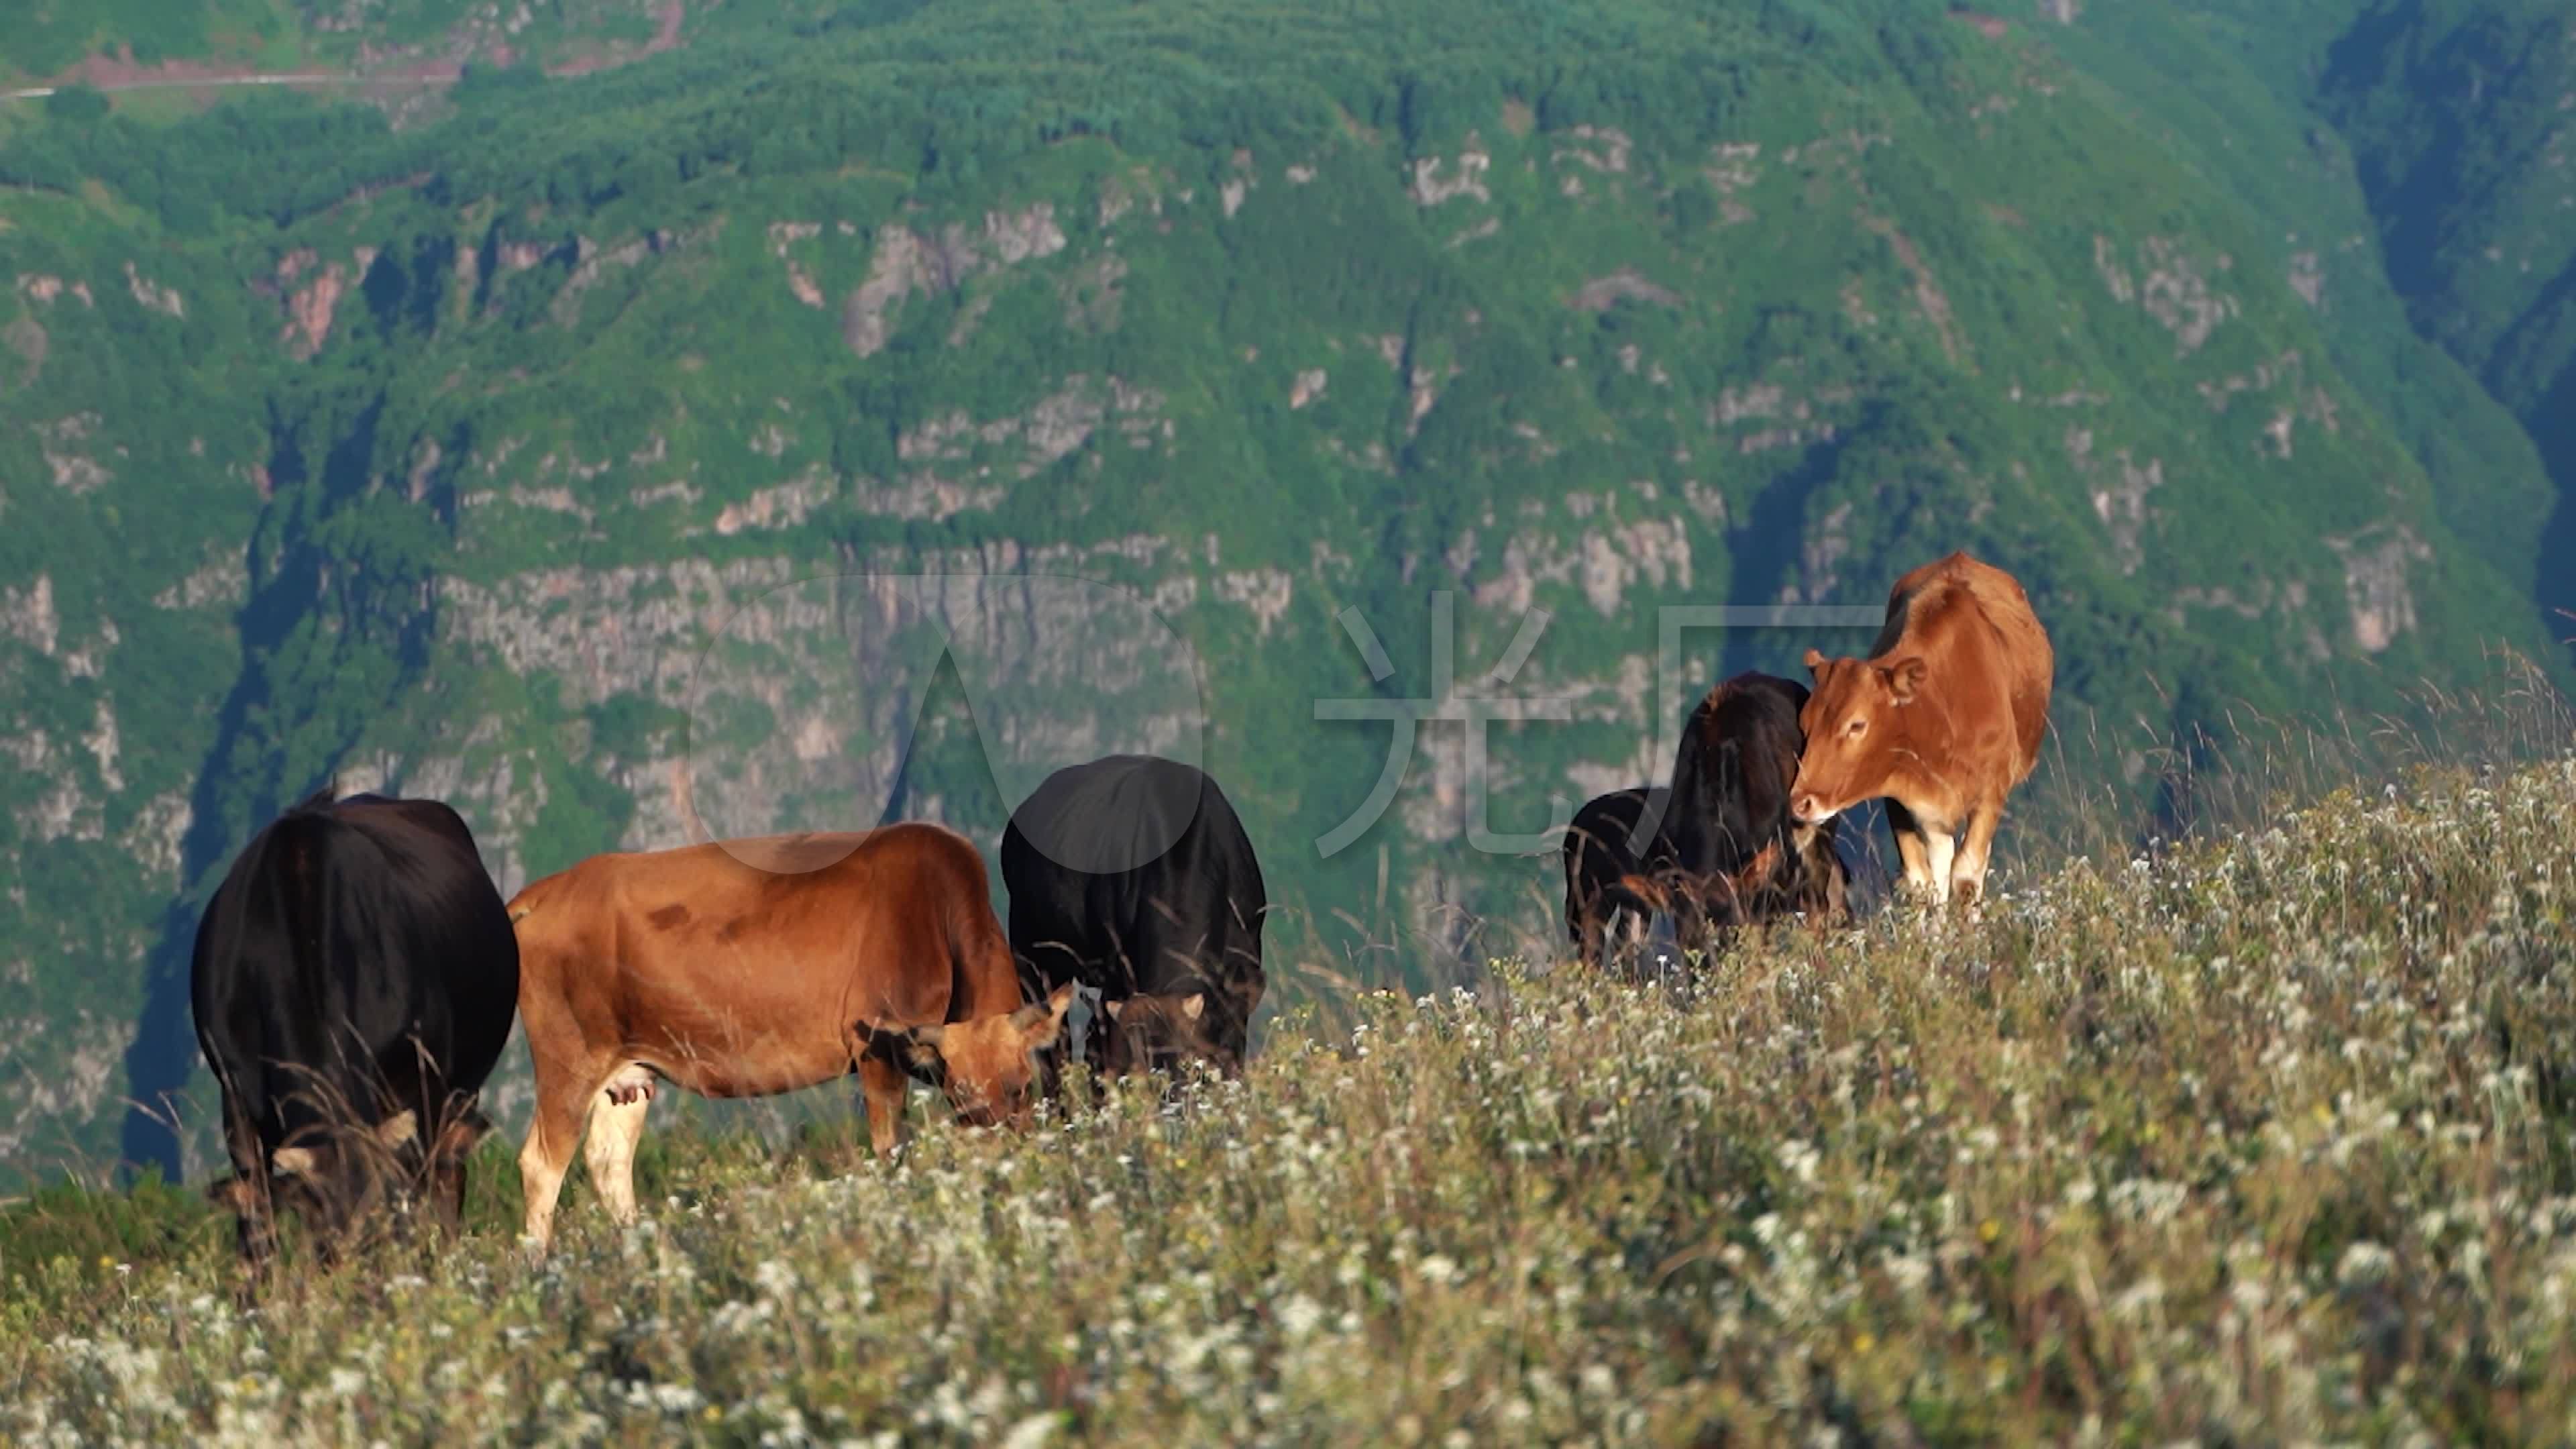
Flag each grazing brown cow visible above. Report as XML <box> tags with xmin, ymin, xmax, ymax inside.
<box><xmin>1789</xmin><ymin>551</ymin><xmax>2053</xmax><ymax>910</ymax></box>
<box><xmin>505</xmin><ymin>822</ymin><xmax>1073</xmax><ymax>1251</ymax></box>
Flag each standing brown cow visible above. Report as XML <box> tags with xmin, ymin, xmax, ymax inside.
<box><xmin>1788</xmin><ymin>551</ymin><xmax>2052</xmax><ymax>910</ymax></box>
<box><xmin>505</xmin><ymin>821</ymin><xmax>1073</xmax><ymax>1252</ymax></box>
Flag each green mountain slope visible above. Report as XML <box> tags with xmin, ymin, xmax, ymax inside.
<box><xmin>2115</xmin><ymin>0</ymin><xmax>2576</xmax><ymax>637</ymax></box>
<box><xmin>0</xmin><ymin>0</ymin><xmax>2565</xmax><ymax>1186</ymax></box>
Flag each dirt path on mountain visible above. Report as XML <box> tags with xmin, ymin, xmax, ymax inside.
<box><xmin>3</xmin><ymin>1</ymin><xmax>687</xmax><ymax>99</ymax></box>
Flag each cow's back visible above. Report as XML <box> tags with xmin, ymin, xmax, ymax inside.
<box><xmin>193</xmin><ymin>792</ymin><xmax>519</xmax><ymax>1144</ymax></box>
<box><xmin>1879</xmin><ymin>552</ymin><xmax>2053</xmax><ymax>786</ymax></box>
<box><xmin>511</xmin><ymin>822</ymin><xmax>1019</xmax><ymax>1090</ymax></box>
<box><xmin>1002</xmin><ymin>755</ymin><xmax>1265</xmax><ymax>996</ymax></box>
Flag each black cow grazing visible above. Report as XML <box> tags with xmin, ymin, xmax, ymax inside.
<box><xmin>191</xmin><ymin>787</ymin><xmax>520</xmax><ymax>1274</ymax></box>
<box><xmin>1560</xmin><ymin>786</ymin><xmax>1681</xmax><ymax>967</ymax></box>
<box><xmin>1661</xmin><ymin>672</ymin><xmax>1850</xmax><ymax>939</ymax></box>
<box><xmin>1000</xmin><ymin>754</ymin><xmax>1267</xmax><ymax>1083</ymax></box>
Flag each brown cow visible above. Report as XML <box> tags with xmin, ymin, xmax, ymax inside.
<box><xmin>505</xmin><ymin>821</ymin><xmax>1073</xmax><ymax>1252</ymax></box>
<box><xmin>1788</xmin><ymin>551</ymin><xmax>2052</xmax><ymax>910</ymax></box>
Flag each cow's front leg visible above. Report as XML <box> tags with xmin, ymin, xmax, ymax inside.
<box><xmin>859</xmin><ymin>1055</ymin><xmax>909</xmax><ymax>1158</ymax></box>
<box><xmin>1920</xmin><ymin>824</ymin><xmax>1957</xmax><ymax>909</ymax></box>
<box><xmin>1882</xmin><ymin>799</ymin><xmax>1940</xmax><ymax>906</ymax></box>
<box><xmin>1951</xmin><ymin>798</ymin><xmax>2004</xmax><ymax>919</ymax></box>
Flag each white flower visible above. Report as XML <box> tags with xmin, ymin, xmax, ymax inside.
<box><xmin>753</xmin><ymin>1260</ymin><xmax>800</xmax><ymax>1300</ymax></box>
<box><xmin>1275</xmin><ymin>1294</ymin><xmax>1325</xmax><ymax>1340</ymax></box>
<box><xmin>651</xmin><ymin>1383</ymin><xmax>703</xmax><ymax>1413</ymax></box>
<box><xmin>1000</xmin><ymin>1414</ymin><xmax>1062</xmax><ymax>1449</ymax></box>
<box><xmin>2337</xmin><ymin>1242</ymin><xmax>2396</xmax><ymax>1286</ymax></box>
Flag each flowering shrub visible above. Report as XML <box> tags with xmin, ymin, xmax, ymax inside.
<box><xmin>7</xmin><ymin>758</ymin><xmax>2576</xmax><ymax>1444</ymax></box>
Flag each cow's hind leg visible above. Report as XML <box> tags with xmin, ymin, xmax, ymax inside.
<box><xmin>584</xmin><ymin>1084</ymin><xmax>651</xmax><ymax>1229</ymax></box>
<box><xmin>517</xmin><ymin>1069</ymin><xmax>597</xmax><ymax>1255</ymax></box>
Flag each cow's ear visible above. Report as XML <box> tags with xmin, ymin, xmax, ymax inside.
<box><xmin>1801</xmin><ymin>647</ymin><xmax>1827</xmax><ymax>674</ymax></box>
<box><xmin>271</xmin><ymin>1145</ymin><xmax>320</xmax><ymax>1179</ymax></box>
<box><xmin>374</xmin><ymin>1109</ymin><xmax>418</xmax><ymax>1148</ymax></box>
<box><xmin>1102</xmin><ymin>998</ymin><xmax>1127</xmax><ymax>1021</ymax></box>
<box><xmin>1880</xmin><ymin>656</ymin><xmax>1927</xmax><ymax>701</ymax></box>
<box><xmin>1181</xmin><ymin>993</ymin><xmax>1206</xmax><ymax>1022</ymax></box>
<box><xmin>900</xmin><ymin>1024</ymin><xmax>947</xmax><ymax>1071</ymax></box>
<box><xmin>899</xmin><ymin>1022</ymin><xmax>947</xmax><ymax>1069</ymax></box>
<box><xmin>1013</xmin><ymin>983</ymin><xmax>1077</xmax><ymax>1049</ymax></box>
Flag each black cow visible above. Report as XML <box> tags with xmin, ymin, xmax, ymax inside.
<box><xmin>1000</xmin><ymin>755</ymin><xmax>1267</xmax><ymax>1083</ymax></box>
<box><xmin>1663</xmin><ymin>672</ymin><xmax>1849</xmax><ymax>936</ymax></box>
<box><xmin>191</xmin><ymin>787</ymin><xmax>521</xmax><ymax>1273</ymax></box>
<box><xmin>1560</xmin><ymin>786</ymin><xmax>1680</xmax><ymax>967</ymax></box>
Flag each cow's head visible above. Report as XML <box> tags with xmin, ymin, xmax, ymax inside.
<box><xmin>208</xmin><ymin>1106</ymin><xmax>453</xmax><ymax>1255</ymax></box>
<box><xmin>888</xmin><ymin>983</ymin><xmax>1078</xmax><ymax>1130</ymax></box>
<box><xmin>1790</xmin><ymin>647</ymin><xmax>1924</xmax><ymax>825</ymax></box>
<box><xmin>1098</xmin><ymin>989</ymin><xmax>1222</xmax><ymax>1077</ymax></box>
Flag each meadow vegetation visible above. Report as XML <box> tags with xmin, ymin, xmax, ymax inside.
<box><xmin>7</xmin><ymin>733</ymin><xmax>2576</xmax><ymax>1444</ymax></box>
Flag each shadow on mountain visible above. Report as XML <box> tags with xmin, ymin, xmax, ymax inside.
<box><xmin>116</xmin><ymin>393</ymin><xmax>439</xmax><ymax>1183</ymax></box>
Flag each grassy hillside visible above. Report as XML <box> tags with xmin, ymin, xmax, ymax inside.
<box><xmin>1</xmin><ymin>0</ymin><xmax>2571</xmax><ymax>1189</ymax></box>
<box><xmin>6</xmin><ymin>753</ymin><xmax>2575</xmax><ymax>1442</ymax></box>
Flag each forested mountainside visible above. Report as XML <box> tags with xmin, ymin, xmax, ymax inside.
<box><xmin>1</xmin><ymin>0</ymin><xmax>2569</xmax><ymax>1187</ymax></box>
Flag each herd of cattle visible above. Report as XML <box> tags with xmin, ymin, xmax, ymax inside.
<box><xmin>186</xmin><ymin>550</ymin><xmax>2051</xmax><ymax>1273</ymax></box>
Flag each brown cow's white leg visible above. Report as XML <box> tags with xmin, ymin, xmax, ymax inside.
<box><xmin>859</xmin><ymin>1055</ymin><xmax>909</xmax><ymax>1158</ymax></box>
<box><xmin>517</xmin><ymin>1073</ymin><xmax>594</xmax><ymax>1254</ymax></box>
<box><xmin>584</xmin><ymin>1087</ymin><xmax>651</xmax><ymax>1228</ymax></box>
<box><xmin>1920</xmin><ymin>826</ymin><xmax>1957</xmax><ymax>909</ymax></box>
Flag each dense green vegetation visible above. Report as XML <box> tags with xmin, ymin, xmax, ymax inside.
<box><xmin>6</xmin><ymin>755</ymin><xmax>2575</xmax><ymax>1442</ymax></box>
<box><xmin>0</xmin><ymin>0</ymin><xmax>2571</xmax><ymax>1189</ymax></box>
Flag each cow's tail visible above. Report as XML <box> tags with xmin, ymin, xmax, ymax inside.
<box><xmin>505</xmin><ymin>869</ymin><xmax>564</xmax><ymax>926</ymax></box>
